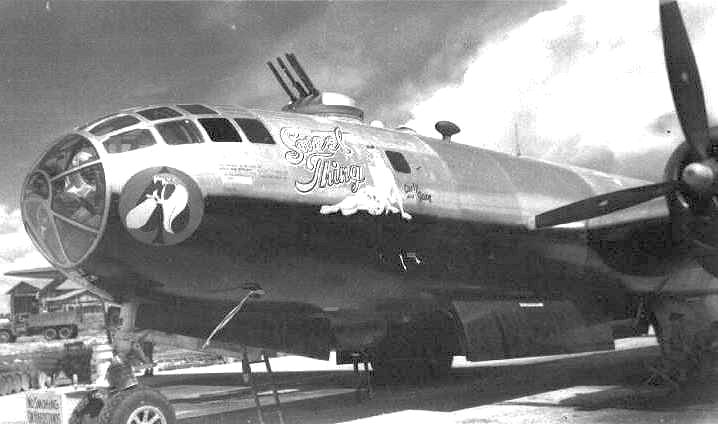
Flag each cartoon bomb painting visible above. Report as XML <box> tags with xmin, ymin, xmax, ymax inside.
<box><xmin>119</xmin><ymin>167</ymin><xmax>204</xmax><ymax>246</ymax></box>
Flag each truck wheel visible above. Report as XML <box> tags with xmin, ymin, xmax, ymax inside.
<box><xmin>20</xmin><ymin>373</ymin><xmax>30</xmax><ymax>391</ymax></box>
<box><xmin>0</xmin><ymin>330</ymin><xmax>12</xmax><ymax>343</ymax></box>
<box><xmin>58</xmin><ymin>326</ymin><xmax>74</xmax><ymax>339</ymax></box>
<box><xmin>69</xmin><ymin>390</ymin><xmax>105</xmax><ymax>424</ymax></box>
<box><xmin>8</xmin><ymin>373</ymin><xmax>22</xmax><ymax>393</ymax></box>
<box><xmin>43</xmin><ymin>327</ymin><xmax>58</xmax><ymax>340</ymax></box>
<box><xmin>98</xmin><ymin>385</ymin><xmax>175</xmax><ymax>424</ymax></box>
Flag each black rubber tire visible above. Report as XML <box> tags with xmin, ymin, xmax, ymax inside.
<box><xmin>20</xmin><ymin>373</ymin><xmax>30</xmax><ymax>391</ymax></box>
<box><xmin>43</xmin><ymin>327</ymin><xmax>58</xmax><ymax>341</ymax></box>
<box><xmin>0</xmin><ymin>330</ymin><xmax>12</xmax><ymax>343</ymax></box>
<box><xmin>0</xmin><ymin>374</ymin><xmax>10</xmax><ymax>395</ymax></box>
<box><xmin>98</xmin><ymin>385</ymin><xmax>175</xmax><ymax>424</ymax></box>
<box><xmin>58</xmin><ymin>326</ymin><xmax>74</xmax><ymax>339</ymax></box>
<box><xmin>8</xmin><ymin>373</ymin><xmax>21</xmax><ymax>393</ymax></box>
<box><xmin>69</xmin><ymin>390</ymin><xmax>105</xmax><ymax>424</ymax></box>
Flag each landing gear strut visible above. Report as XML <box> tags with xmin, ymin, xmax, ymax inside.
<box><xmin>350</xmin><ymin>352</ymin><xmax>373</xmax><ymax>401</ymax></box>
<box><xmin>70</xmin><ymin>302</ymin><xmax>174</xmax><ymax>424</ymax></box>
<box><xmin>645</xmin><ymin>299</ymin><xmax>718</xmax><ymax>390</ymax></box>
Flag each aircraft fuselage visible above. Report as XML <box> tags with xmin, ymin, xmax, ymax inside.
<box><xmin>21</xmin><ymin>103</ymin><xmax>683</xmax><ymax>354</ymax></box>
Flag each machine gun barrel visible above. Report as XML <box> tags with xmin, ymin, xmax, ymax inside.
<box><xmin>286</xmin><ymin>53</ymin><xmax>319</xmax><ymax>97</ymax></box>
<box><xmin>267</xmin><ymin>61</ymin><xmax>297</xmax><ymax>102</ymax></box>
<box><xmin>277</xmin><ymin>57</ymin><xmax>308</xmax><ymax>99</ymax></box>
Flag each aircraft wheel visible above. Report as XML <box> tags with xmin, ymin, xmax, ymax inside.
<box><xmin>0</xmin><ymin>330</ymin><xmax>12</xmax><ymax>343</ymax></box>
<box><xmin>98</xmin><ymin>385</ymin><xmax>175</xmax><ymax>424</ymax></box>
<box><xmin>58</xmin><ymin>326</ymin><xmax>74</xmax><ymax>339</ymax></box>
<box><xmin>43</xmin><ymin>327</ymin><xmax>58</xmax><ymax>340</ymax></box>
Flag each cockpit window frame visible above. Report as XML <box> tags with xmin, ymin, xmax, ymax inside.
<box><xmin>88</xmin><ymin>115</ymin><xmax>141</xmax><ymax>137</ymax></box>
<box><xmin>38</xmin><ymin>134</ymin><xmax>100</xmax><ymax>178</ymax></box>
<box><xmin>198</xmin><ymin>117</ymin><xmax>243</xmax><ymax>143</ymax></box>
<box><xmin>385</xmin><ymin>150</ymin><xmax>412</xmax><ymax>174</ymax></box>
<box><xmin>103</xmin><ymin>128</ymin><xmax>158</xmax><ymax>154</ymax></box>
<box><xmin>155</xmin><ymin>118</ymin><xmax>205</xmax><ymax>146</ymax></box>
<box><xmin>234</xmin><ymin>118</ymin><xmax>276</xmax><ymax>145</ymax></box>
<box><xmin>177</xmin><ymin>104</ymin><xmax>217</xmax><ymax>115</ymax></box>
<box><xmin>137</xmin><ymin>107</ymin><xmax>182</xmax><ymax>121</ymax></box>
<box><xmin>22</xmin><ymin>131</ymin><xmax>111</xmax><ymax>268</ymax></box>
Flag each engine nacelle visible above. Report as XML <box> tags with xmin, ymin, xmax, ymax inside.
<box><xmin>664</xmin><ymin>131</ymin><xmax>718</xmax><ymax>276</ymax></box>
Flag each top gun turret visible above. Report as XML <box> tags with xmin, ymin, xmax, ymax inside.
<box><xmin>267</xmin><ymin>53</ymin><xmax>364</xmax><ymax>122</ymax></box>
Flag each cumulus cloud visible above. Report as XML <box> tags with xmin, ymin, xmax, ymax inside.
<box><xmin>406</xmin><ymin>0</ymin><xmax>718</xmax><ymax>182</ymax></box>
<box><xmin>0</xmin><ymin>205</ymin><xmax>49</xmax><ymax>282</ymax></box>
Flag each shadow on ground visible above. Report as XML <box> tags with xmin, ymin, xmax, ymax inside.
<box><xmin>124</xmin><ymin>341</ymin><xmax>718</xmax><ymax>424</ymax></box>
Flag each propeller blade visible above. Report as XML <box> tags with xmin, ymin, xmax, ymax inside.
<box><xmin>660</xmin><ymin>0</ymin><xmax>711</xmax><ymax>158</ymax></box>
<box><xmin>534</xmin><ymin>181</ymin><xmax>678</xmax><ymax>228</ymax></box>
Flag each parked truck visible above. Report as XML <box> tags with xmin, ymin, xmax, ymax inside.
<box><xmin>0</xmin><ymin>310</ymin><xmax>82</xmax><ymax>342</ymax></box>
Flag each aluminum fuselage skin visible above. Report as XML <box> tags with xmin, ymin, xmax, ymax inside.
<box><xmin>23</xmin><ymin>104</ymin><xmax>718</xmax><ymax>354</ymax></box>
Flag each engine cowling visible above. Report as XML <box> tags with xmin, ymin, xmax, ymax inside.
<box><xmin>664</xmin><ymin>128</ymin><xmax>718</xmax><ymax>276</ymax></box>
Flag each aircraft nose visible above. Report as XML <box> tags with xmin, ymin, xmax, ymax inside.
<box><xmin>21</xmin><ymin>133</ymin><xmax>107</xmax><ymax>267</ymax></box>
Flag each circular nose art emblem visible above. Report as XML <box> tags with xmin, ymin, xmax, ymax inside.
<box><xmin>119</xmin><ymin>167</ymin><xmax>204</xmax><ymax>246</ymax></box>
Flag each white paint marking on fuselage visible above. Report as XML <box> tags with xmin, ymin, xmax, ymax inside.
<box><xmin>320</xmin><ymin>148</ymin><xmax>411</xmax><ymax>220</ymax></box>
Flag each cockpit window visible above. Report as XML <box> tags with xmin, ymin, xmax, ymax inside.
<box><xmin>177</xmin><ymin>104</ymin><xmax>217</xmax><ymax>115</ymax></box>
<box><xmin>51</xmin><ymin>164</ymin><xmax>105</xmax><ymax>229</ymax></box>
<box><xmin>23</xmin><ymin>133</ymin><xmax>107</xmax><ymax>267</ymax></box>
<box><xmin>80</xmin><ymin>112</ymin><xmax>116</xmax><ymax>131</ymax></box>
<box><xmin>137</xmin><ymin>107</ymin><xmax>181</xmax><ymax>121</ymax></box>
<box><xmin>103</xmin><ymin>129</ymin><xmax>156</xmax><ymax>153</ymax></box>
<box><xmin>24</xmin><ymin>172</ymin><xmax>50</xmax><ymax>200</ymax></box>
<box><xmin>38</xmin><ymin>134</ymin><xmax>99</xmax><ymax>177</ymax></box>
<box><xmin>89</xmin><ymin>115</ymin><xmax>140</xmax><ymax>137</ymax></box>
<box><xmin>155</xmin><ymin>119</ymin><xmax>204</xmax><ymax>145</ymax></box>
<box><xmin>385</xmin><ymin>150</ymin><xmax>411</xmax><ymax>174</ymax></box>
<box><xmin>198</xmin><ymin>117</ymin><xmax>242</xmax><ymax>142</ymax></box>
<box><xmin>234</xmin><ymin>118</ymin><xmax>275</xmax><ymax>144</ymax></box>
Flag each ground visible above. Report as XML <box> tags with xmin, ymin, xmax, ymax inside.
<box><xmin>3</xmin><ymin>336</ymin><xmax>718</xmax><ymax>423</ymax></box>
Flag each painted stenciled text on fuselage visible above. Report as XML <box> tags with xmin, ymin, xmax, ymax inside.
<box><xmin>404</xmin><ymin>183</ymin><xmax>432</xmax><ymax>203</ymax></box>
<box><xmin>279</xmin><ymin>126</ymin><xmax>365</xmax><ymax>194</ymax></box>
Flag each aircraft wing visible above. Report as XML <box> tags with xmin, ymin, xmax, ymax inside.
<box><xmin>3</xmin><ymin>267</ymin><xmax>64</xmax><ymax>280</ymax></box>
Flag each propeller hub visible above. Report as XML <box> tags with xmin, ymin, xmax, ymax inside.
<box><xmin>682</xmin><ymin>161</ymin><xmax>715</xmax><ymax>193</ymax></box>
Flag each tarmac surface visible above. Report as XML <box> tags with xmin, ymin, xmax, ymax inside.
<box><xmin>5</xmin><ymin>337</ymin><xmax>718</xmax><ymax>424</ymax></box>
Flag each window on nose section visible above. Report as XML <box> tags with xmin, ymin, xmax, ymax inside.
<box><xmin>38</xmin><ymin>135</ymin><xmax>98</xmax><ymax>177</ymax></box>
<box><xmin>137</xmin><ymin>107</ymin><xmax>181</xmax><ymax>121</ymax></box>
<box><xmin>103</xmin><ymin>128</ymin><xmax>156</xmax><ymax>153</ymax></box>
<box><xmin>199</xmin><ymin>117</ymin><xmax>242</xmax><ymax>142</ymax></box>
<box><xmin>23</xmin><ymin>133</ymin><xmax>106</xmax><ymax>267</ymax></box>
<box><xmin>89</xmin><ymin>115</ymin><xmax>140</xmax><ymax>137</ymax></box>
<box><xmin>51</xmin><ymin>163</ymin><xmax>105</xmax><ymax>229</ymax></box>
<box><xmin>156</xmin><ymin>119</ymin><xmax>204</xmax><ymax>145</ymax></box>
<box><xmin>25</xmin><ymin>172</ymin><xmax>49</xmax><ymax>200</ymax></box>
<box><xmin>234</xmin><ymin>118</ymin><xmax>275</xmax><ymax>144</ymax></box>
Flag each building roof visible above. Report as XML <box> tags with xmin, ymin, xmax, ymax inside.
<box><xmin>5</xmin><ymin>280</ymin><xmax>53</xmax><ymax>295</ymax></box>
<box><xmin>44</xmin><ymin>286</ymin><xmax>113</xmax><ymax>303</ymax></box>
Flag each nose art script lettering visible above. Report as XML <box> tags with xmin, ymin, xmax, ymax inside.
<box><xmin>279</xmin><ymin>127</ymin><xmax>365</xmax><ymax>194</ymax></box>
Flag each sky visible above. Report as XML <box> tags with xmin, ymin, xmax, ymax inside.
<box><xmin>0</xmin><ymin>0</ymin><xmax>716</xmax><ymax>294</ymax></box>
